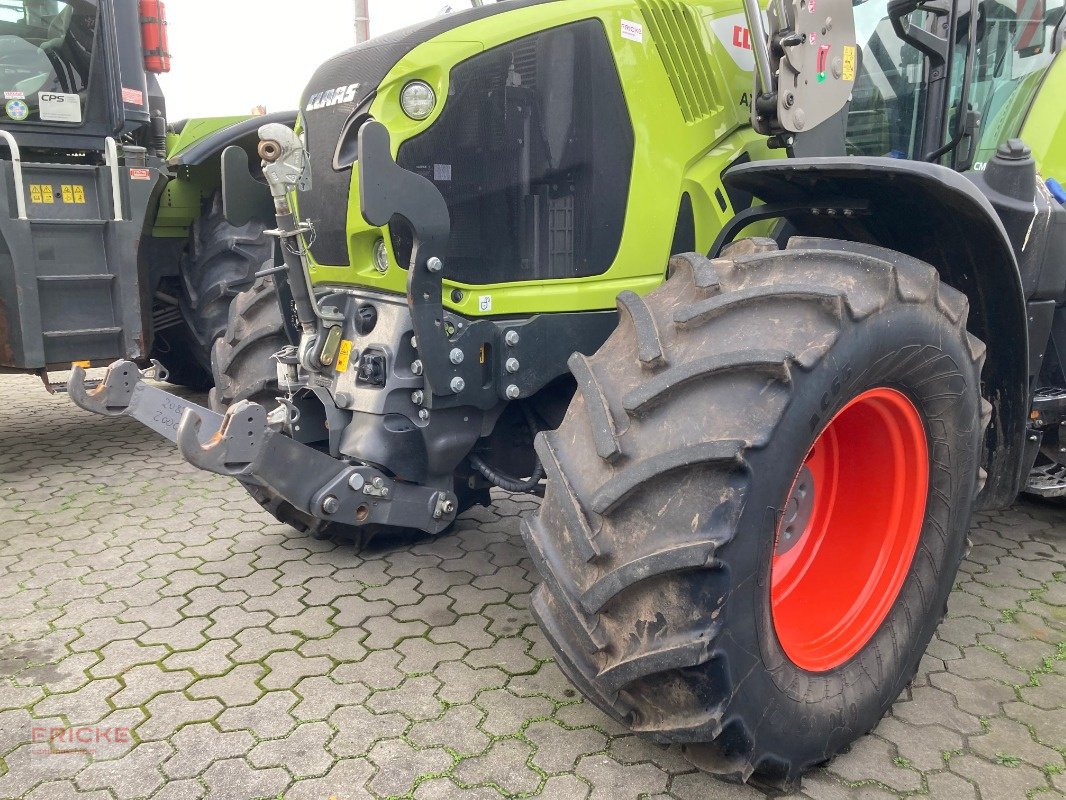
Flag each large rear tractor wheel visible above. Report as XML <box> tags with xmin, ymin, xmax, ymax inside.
<box><xmin>153</xmin><ymin>192</ymin><xmax>272</xmax><ymax>390</ymax></box>
<box><xmin>524</xmin><ymin>238</ymin><xmax>989</xmax><ymax>791</ymax></box>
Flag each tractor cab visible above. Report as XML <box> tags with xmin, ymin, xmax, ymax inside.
<box><xmin>0</xmin><ymin>0</ymin><xmax>166</xmax><ymax>149</ymax></box>
<box><xmin>844</xmin><ymin>0</ymin><xmax>1065</xmax><ymax>170</ymax></box>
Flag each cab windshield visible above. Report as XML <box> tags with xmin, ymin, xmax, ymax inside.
<box><xmin>0</xmin><ymin>0</ymin><xmax>96</xmax><ymax>125</ymax></box>
<box><xmin>846</xmin><ymin>0</ymin><xmax>1065</xmax><ymax>161</ymax></box>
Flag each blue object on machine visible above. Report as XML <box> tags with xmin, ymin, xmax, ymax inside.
<box><xmin>1048</xmin><ymin>177</ymin><xmax>1066</xmax><ymax>204</ymax></box>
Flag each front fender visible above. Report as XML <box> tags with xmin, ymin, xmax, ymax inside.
<box><xmin>168</xmin><ymin>111</ymin><xmax>299</xmax><ymax>167</ymax></box>
<box><xmin>723</xmin><ymin>157</ymin><xmax>1028</xmax><ymax>510</ymax></box>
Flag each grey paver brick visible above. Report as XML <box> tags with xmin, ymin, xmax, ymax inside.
<box><xmin>163</xmin><ymin>723</ymin><xmax>255</xmax><ymax>780</ymax></box>
<box><xmin>828</xmin><ymin>735</ymin><xmax>923</xmax><ymax>792</ymax></box>
<box><xmin>201</xmin><ymin>756</ymin><xmax>290</xmax><ymax>800</ymax></box>
<box><xmin>216</xmin><ymin>690</ymin><xmax>298</xmax><ymax>740</ymax></box>
<box><xmin>281</xmin><ymin>758</ymin><xmax>375</xmax><ymax>800</ymax></box>
<box><xmin>367</xmin><ymin>738</ymin><xmax>453</xmax><ymax>797</ymax></box>
<box><xmin>948</xmin><ymin>754</ymin><xmax>1050</xmax><ymax>800</ymax></box>
<box><xmin>327</xmin><ymin>704</ymin><xmax>407</xmax><ymax>758</ymax></box>
<box><xmin>365</xmin><ymin>674</ymin><xmax>444</xmax><ymax>721</ymax></box>
<box><xmin>577</xmin><ymin>754</ymin><xmax>669</xmax><ymax>800</ymax></box>
<box><xmin>453</xmin><ymin>738</ymin><xmax>540</xmax><ymax>795</ymax></box>
<box><xmin>925</xmin><ymin>770</ymin><xmax>979</xmax><ymax>800</ymax></box>
<box><xmin>291</xmin><ymin>675</ymin><xmax>368</xmax><ymax>722</ymax></box>
<box><xmin>527</xmin><ymin>719</ymin><xmax>607</xmax><ymax>773</ymax></box>
<box><xmin>968</xmin><ymin>717</ymin><xmax>1065</xmax><ymax>770</ymax></box>
<box><xmin>413</xmin><ymin>777</ymin><xmax>507</xmax><ymax>799</ymax></box>
<box><xmin>187</xmin><ymin>663</ymin><xmax>266</xmax><ymax>707</ymax></box>
<box><xmin>476</xmin><ymin>688</ymin><xmax>554</xmax><ymax>736</ymax></box>
<box><xmin>408</xmin><ymin>705</ymin><xmax>490</xmax><ymax>756</ymax></box>
<box><xmin>138</xmin><ymin>692</ymin><xmax>223</xmax><ymax>741</ymax></box>
<box><xmin>74</xmin><ymin>740</ymin><xmax>172</xmax><ymax>799</ymax></box>
<box><xmin>248</xmin><ymin>720</ymin><xmax>333</xmax><ymax>778</ymax></box>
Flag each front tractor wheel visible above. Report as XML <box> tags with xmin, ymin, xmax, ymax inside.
<box><xmin>525</xmin><ymin>238</ymin><xmax>989</xmax><ymax>790</ymax></box>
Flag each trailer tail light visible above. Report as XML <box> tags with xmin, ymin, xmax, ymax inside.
<box><xmin>139</xmin><ymin>0</ymin><xmax>171</xmax><ymax>73</ymax></box>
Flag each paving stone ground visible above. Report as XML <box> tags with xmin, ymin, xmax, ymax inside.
<box><xmin>0</xmin><ymin>372</ymin><xmax>1063</xmax><ymax>800</ymax></box>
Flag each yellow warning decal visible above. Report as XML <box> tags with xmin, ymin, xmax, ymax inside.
<box><xmin>60</xmin><ymin>184</ymin><xmax>86</xmax><ymax>204</ymax></box>
<box><xmin>335</xmin><ymin>340</ymin><xmax>354</xmax><ymax>373</ymax></box>
<box><xmin>71</xmin><ymin>360</ymin><xmax>91</xmax><ymax>368</ymax></box>
<box><xmin>29</xmin><ymin>184</ymin><xmax>54</xmax><ymax>204</ymax></box>
<box><xmin>842</xmin><ymin>45</ymin><xmax>856</xmax><ymax>81</ymax></box>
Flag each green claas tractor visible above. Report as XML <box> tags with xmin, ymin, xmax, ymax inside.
<box><xmin>0</xmin><ymin>0</ymin><xmax>294</xmax><ymax>391</ymax></box>
<box><xmin>71</xmin><ymin>0</ymin><xmax>1066</xmax><ymax>790</ymax></box>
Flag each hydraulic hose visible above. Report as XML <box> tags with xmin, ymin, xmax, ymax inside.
<box><xmin>470</xmin><ymin>405</ymin><xmax>544</xmax><ymax>493</ymax></box>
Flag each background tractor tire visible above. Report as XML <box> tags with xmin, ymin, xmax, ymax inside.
<box><xmin>210</xmin><ymin>274</ymin><xmax>289</xmax><ymax>411</ymax></box>
<box><xmin>153</xmin><ymin>192</ymin><xmax>272</xmax><ymax>390</ymax></box>
<box><xmin>524</xmin><ymin>238</ymin><xmax>989</xmax><ymax>791</ymax></box>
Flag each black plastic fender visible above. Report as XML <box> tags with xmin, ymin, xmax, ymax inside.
<box><xmin>168</xmin><ymin>110</ymin><xmax>299</xmax><ymax>167</ymax></box>
<box><xmin>722</xmin><ymin>156</ymin><xmax>1028</xmax><ymax>510</ymax></box>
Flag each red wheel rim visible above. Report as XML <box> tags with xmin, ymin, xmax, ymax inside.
<box><xmin>771</xmin><ymin>388</ymin><xmax>929</xmax><ymax>672</ymax></box>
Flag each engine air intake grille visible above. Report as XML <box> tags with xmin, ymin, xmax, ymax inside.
<box><xmin>636</xmin><ymin>0</ymin><xmax>719</xmax><ymax>123</ymax></box>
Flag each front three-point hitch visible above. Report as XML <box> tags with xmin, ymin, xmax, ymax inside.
<box><xmin>68</xmin><ymin>360</ymin><xmax>458</xmax><ymax>534</ymax></box>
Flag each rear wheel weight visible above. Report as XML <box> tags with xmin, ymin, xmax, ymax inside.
<box><xmin>525</xmin><ymin>238</ymin><xmax>987</xmax><ymax>790</ymax></box>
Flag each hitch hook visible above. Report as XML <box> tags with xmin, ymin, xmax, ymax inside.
<box><xmin>176</xmin><ymin>400</ymin><xmax>269</xmax><ymax>477</ymax></box>
<box><xmin>68</xmin><ymin>359</ymin><xmax>166</xmax><ymax>416</ymax></box>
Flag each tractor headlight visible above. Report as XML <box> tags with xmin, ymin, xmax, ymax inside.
<box><xmin>400</xmin><ymin>80</ymin><xmax>436</xmax><ymax>120</ymax></box>
<box><xmin>373</xmin><ymin>238</ymin><xmax>389</xmax><ymax>273</ymax></box>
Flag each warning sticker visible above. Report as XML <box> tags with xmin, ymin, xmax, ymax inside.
<box><xmin>335</xmin><ymin>340</ymin><xmax>354</xmax><ymax>373</ymax></box>
<box><xmin>3</xmin><ymin>91</ymin><xmax>24</xmax><ymax>100</ymax></box>
<box><xmin>621</xmin><ymin>19</ymin><xmax>644</xmax><ymax>43</ymax></box>
<box><xmin>29</xmin><ymin>184</ymin><xmax>54</xmax><ymax>204</ymax></box>
<box><xmin>61</xmin><ymin>184</ymin><xmax>86</xmax><ymax>204</ymax></box>
<box><xmin>478</xmin><ymin>295</ymin><xmax>492</xmax><ymax>312</ymax></box>
<box><xmin>121</xmin><ymin>87</ymin><xmax>144</xmax><ymax>106</ymax></box>
<box><xmin>842</xmin><ymin>45</ymin><xmax>857</xmax><ymax>81</ymax></box>
<box><xmin>129</xmin><ymin>168</ymin><xmax>152</xmax><ymax>181</ymax></box>
<box><xmin>433</xmin><ymin>164</ymin><xmax>452</xmax><ymax>182</ymax></box>
<box><xmin>38</xmin><ymin>92</ymin><xmax>81</xmax><ymax>123</ymax></box>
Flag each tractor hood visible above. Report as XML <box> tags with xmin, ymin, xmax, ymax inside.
<box><xmin>298</xmin><ymin>0</ymin><xmax>560</xmax><ymax>267</ymax></box>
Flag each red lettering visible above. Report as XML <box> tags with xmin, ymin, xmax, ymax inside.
<box><xmin>732</xmin><ymin>25</ymin><xmax>752</xmax><ymax>50</ymax></box>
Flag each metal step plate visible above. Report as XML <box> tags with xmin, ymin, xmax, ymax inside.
<box><xmin>1026</xmin><ymin>459</ymin><xmax>1066</xmax><ymax>497</ymax></box>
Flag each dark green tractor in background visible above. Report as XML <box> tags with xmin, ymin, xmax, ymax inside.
<box><xmin>72</xmin><ymin>0</ymin><xmax>1065</xmax><ymax>790</ymax></box>
<box><xmin>0</xmin><ymin>0</ymin><xmax>293</xmax><ymax>391</ymax></box>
